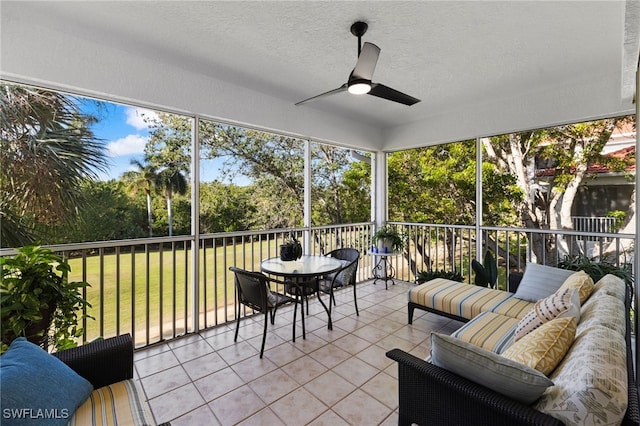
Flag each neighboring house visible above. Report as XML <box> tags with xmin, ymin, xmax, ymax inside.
<box><xmin>535</xmin><ymin>127</ymin><xmax>636</xmax><ymax>259</ymax></box>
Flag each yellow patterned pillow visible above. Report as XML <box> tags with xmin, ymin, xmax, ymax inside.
<box><xmin>502</xmin><ymin>316</ymin><xmax>577</xmax><ymax>375</ymax></box>
<box><xmin>557</xmin><ymin>270</ymin><xmax>594</xmax><ymax>304</ymax></box>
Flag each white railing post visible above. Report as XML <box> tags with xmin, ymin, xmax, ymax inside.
<box><xmin>190</xmin><ymin>117</ymin><xmax>200</xmax><ymax>333</ymax></box>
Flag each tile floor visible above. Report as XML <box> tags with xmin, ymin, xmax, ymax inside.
<box><xmin>133</xmin><ymin>279</ymin><xmax>464</xmax><ymax>425</ymax></box>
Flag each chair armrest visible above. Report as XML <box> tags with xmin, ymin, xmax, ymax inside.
<box><xmin>53</xmin><ymin>334</ymin><xmax>134</xmax><ymax>389</ymax></box>
<box><xmin>385</xmin><ymin>348</ymin><xmax>562</xmax><ymax>426</ymax></box>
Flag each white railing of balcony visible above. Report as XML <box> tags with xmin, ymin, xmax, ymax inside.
<box><xmin>388</xmin><ymin>222</ymin><xmax>635</xmax><ymax>290</ymax></box>
<box><xmin>1</xmin><ymin>221</ymin><xmax>634</xmax><ymax>349</ymax></box>
<box><xmin>0</xmin><ymin>223</ymin><xmax>374</xmax><ymax>348</ymax></box>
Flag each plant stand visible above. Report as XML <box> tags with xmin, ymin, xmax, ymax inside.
<box><xmin>371</xmin><ymin>252</ymin><xmax>398</xmax><ymax>290</ymax></box>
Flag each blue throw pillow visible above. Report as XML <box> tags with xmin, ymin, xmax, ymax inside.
<box><xmin>0</xmin><ymin>337</ymin><xmax>93</xmax><ymax>426</ymax></box>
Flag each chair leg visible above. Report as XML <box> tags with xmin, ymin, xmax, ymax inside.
<box><xmin>234</xmin><ymin>302</ymin><xmax>242</xmax><ymax>342</ymax></box>
<box><xmin>353</xmin><ymin>283</ymin><xmax>359</xmax><ymax>316</ymax></box>
<box><xmin>293</xmin><ymin>297</ymin><xmax>298</xmax><ymax>342</ymax></box>
<box><xmin>301</xmin><ymin>294</ymin><xmax>306</xmax><ymax>339</ymax></box>
<box><xmin>260</xmin><ymin>310</ymin><xmax>268</xmax><ymax>358</ymax></box>
<box><xmin>270</xmin><ymin>306</ymin><xmax>277</xmax><ymax>325</ymax></box>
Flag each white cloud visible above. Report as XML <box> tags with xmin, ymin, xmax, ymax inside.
<box><xmin>125</xmin><ymin>107</ymin><xmax>159</xmax><ymax>131</ymax></box>
<box><xmin>106</xmin><ymin>134</ymin><xmax>147</xmax><ymax>157</ymax></box>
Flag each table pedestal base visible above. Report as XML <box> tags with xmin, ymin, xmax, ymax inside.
<box><xmin>372</xmin><ymin>255</ymin><xmax>396</xmax><ymax>290</ymax></box>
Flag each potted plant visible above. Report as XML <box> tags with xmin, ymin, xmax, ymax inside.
<box><xmin>416</xmin><ymin>269</ymin><xmax>464</xmax><ymax>284</ymax></box>
<box><xmin>0</xmin><ymin>245</ymin><xmax>92</xmax><ymax>353</ymax></box>
<box><xmin>280</xmin><ymin>232</ymin><xmax>303</xmax><ymax>261</ymax></box>
<box><xmin>471</xmin><ymin>250</ymin><xmax>498</xmax><ymax>288</ymax></box>
<box><xmin>372</xmin><ymin>226</ymin><xmax>406</xmax><ymax>253</ymax></box>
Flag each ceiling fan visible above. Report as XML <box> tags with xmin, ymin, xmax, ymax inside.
<box><xmin>295</xmin><ymin>21</ymin><xmax>420</xmax><ymax>107</ymax></box>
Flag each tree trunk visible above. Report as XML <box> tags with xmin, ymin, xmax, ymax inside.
<box><xmin>146</xmin><ymin>192</ymin><xmax>153</xmax><ymax>237</ymax></box>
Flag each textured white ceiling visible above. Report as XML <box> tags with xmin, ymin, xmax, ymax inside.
<box><xmin>1</xmin><ymin>1</ymin><xmax>638</xmax><ymax>152</ymax></box>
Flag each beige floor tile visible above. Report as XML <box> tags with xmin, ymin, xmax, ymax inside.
<box><xmin>351</xmin><ymin>324</ymin><xmax>390</xmax><ymax>344</ymax></box>
<box><xmin>269</xmin><ymin>387</ymin><xmax>328</xmax><ymax>425</ymax></box>
<box><xmin>203</xmin><ymin>328</ymin><xmax>240</xmax><ymax>349</ymax></box>
<box><xmin>171</xmin><ymin>339</ymin><xmax>215</xmax><ymax>363</ymax></box>
<box><xmin>134</xmin><ymin>343</ymin><xmax>171</xmax><ymax>361</ymax></box>
<box><xmin>134</xmin><ymin>280</ymin><xmax>450</xmax><ymax>426</ymax></box>
<box><xmin>140</xmin><ymin>365</ymin><xmax>191</xmax><ymax>399</ymax></box>
<box><xmin>181</xmin><ymin>351</ymin><xmax>228</xmax><ymax>381</ymax></box>
<box><xmin>208</xmin><ymin>385</ymin><xmax>267</xmax><ymax>425</ymax></box>
<box><xmin>332</xmin><ymin>356</ymin><xmax>380</xmax><ymax>387</ymax></box>
<box><xmin>170</xmin><ymin>404</ymin><xmax>220</xmax><ymax>426</ymax></box>
<box><xmin>231</xmin><ymin>354</ymin><xmax>278</xmax><ymax>382</ymax></box>
<box><xmin>332</xmin><ymin>389</ymin><xmax>393</xmax><ymax>426</ymax></box>
<box><xmin>236</xmin><ymin>407</ymin><xmax>286</xmax><ymax>426</ymax></box>
<box><xmin>303</xmin><ymin>370</ymin><xmax>356</xmax><ymax>407</ymax></box>
<box><xmin>284</xmin><ymin>355</ymin><xmax>328</xmax><ymax>385</ymax></box>
<box><xmin>264</xmin><ymin>341</ymin><xmax>306</xmax><ymax>365</ymax></box>
<box><xmin>375</xmin><ymin>334</ymin><xmax>416</xmax><ymax>353</ymax></box>
<box><xmin>135</xmin><ymin>350</ymin><xmax>180</xmax><ymax>378</ymax></box>
<box><xmin>249</xmin><ymin>369</ymin><xmax>300</xmax><ymax>404</ymax></box>
<box><xmin>306</xmin><ymin>410</ymin><xmax>351</xmax><ymax>426</ymax></box>
<box><xmin>331</xmin><ymin>333</ymin><xmax>372</xmax><ymax>355</ymax></box>
<box><xmin>194</xmin><ymin>367</ymin><xmax>245</xmax><ymax>401</ymax></box>
<box><xmin>355</xmin><ymin>344</ymin><xmax>395</xmax><ymax>370</ymax></box>
<box><xmin>148</xmin><ymin>383</ymin><xmax>206</xmax><ymax>424</ymax></box>
<box><xmin>217</xmin><ymin>340</ymin><xmax>259</xmax><ymax>365</ymax></box>
<box><xmin>167</xmin><ymin>333</ymin><xmax>204</xmax><ymax>349</ymax></box>
<box><xmin>309</xmin><ymin>343</ymin><xmax>351</xmax><ymax>369</ymax></box>
<box><xmin>361</xmin><ymin>372</ymin><xmax>399</xmax><ymax>409</ymax></box>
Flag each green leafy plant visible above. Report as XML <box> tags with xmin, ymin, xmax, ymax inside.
<box><xmin>372</xmin><ymin>226</ymin><xmax>406</xmax><ymax>252</ymax></box>
<box><xmin>472</xmin><ymin>250</ymin><xmax>498</xmax><ymax>287</ymax></box>
<box><xmin>280</xmin><ymin>231</ymin><xmax>302</xmax><ymax>261</ymax></box>
<box><xmin>558</xmin><ymin>254</ymin><xmax>634</xmax><ymax>289</ymax></box>
<box><xmin>416</xmin><ymin>269</ymin><xmax>464</xmax><ymax>284</ymax></box>
<box><xmin>1</xmin><ymin>245</ymin><xmax>92</xmax><ymax>353</ymax></box>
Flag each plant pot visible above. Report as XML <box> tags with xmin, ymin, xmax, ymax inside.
<box><xmin>280</xmin><ymin>244</ymin><xmax>298</xmax><ymax>261</ymax></box>
<box><xmin>377</xmin><ymin>238</ymin><xmax>394</xmax><ymax>254</ymax></box>
<box><xmin>27</xmin><ymin>304</ymin><xmax>56</xmax><ymax>346</ymax></box>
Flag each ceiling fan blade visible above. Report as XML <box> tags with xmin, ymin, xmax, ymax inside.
<box><xmin>295</xmin><ymin>84</ymin><xmax>348</xmax><ymax>106</ymax></box>
<box><xmin>351</xmin><ymin>42</ymin><xmax>380</xmax><ymax>81</ymax></box>
<box><xmin>368</xmin><ymin>83</ymin><xmax>421</xmax><ymax>106</ymax></box>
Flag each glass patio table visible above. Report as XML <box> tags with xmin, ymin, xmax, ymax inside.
<box><xmin>260</xmin><ymin>255</ymin><xmax>344</xmax><ymax>336</ymax></box>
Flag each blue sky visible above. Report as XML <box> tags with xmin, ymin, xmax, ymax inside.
<box><xmin>83</xmin><ymin>100</ymin><xmax>233</xmax><ymax>183</ymax></box>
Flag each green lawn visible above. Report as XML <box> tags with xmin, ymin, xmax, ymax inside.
<box><xmin>67</xmin><ymin>241</ymin><xmax>281</xmax><ymax>342</ymax></box>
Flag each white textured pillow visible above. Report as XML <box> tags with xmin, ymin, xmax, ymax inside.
<box><xmin>513</xmin><ymin>263</ymin><xmax>575</xmax><ymax>302</ymax></box>
<box><xmin>430</xmin><ymin>333</ymin><xmax>553</xmax><ymax>404</ymax></box>
<box><xmin>514</xmin><ymin>288</ymin><xmax>580</xmax><ymax>341</ymax></box>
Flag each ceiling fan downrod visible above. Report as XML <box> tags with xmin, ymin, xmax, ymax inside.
<box><xmin>350</xmin><ymin>21</ymin><xmax>368</xmax><ymax>56</ymax></box>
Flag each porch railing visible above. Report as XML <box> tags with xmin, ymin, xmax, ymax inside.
<box><xmin>0</xmin><ymin>221</ymin><xmax>634</xmax><ymax>348</ymax></box>
<box><xmin>388</xmin><ymin>222</ymin><xmax>635</xmax><ymax>290</ymax></box>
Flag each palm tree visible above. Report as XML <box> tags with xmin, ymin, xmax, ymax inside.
<box><xmin>155</xmin><ymin>165</ymin><xmax>187</xmax><ymax>236</ymax></box>
<box><xmin>0</xmin><ymin>83</ymin><xmax>108</xmax><ymax>247</ymax></box>
<box><xmin>123</xmin><ymin>159</ymin><xmax>157</xmax><ymax>237</ymax></box>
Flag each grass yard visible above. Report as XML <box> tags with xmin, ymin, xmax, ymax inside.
<box><xmin>66</xmin><ymin>240</ymin><xmax>281</xmax><ymax>344</ymax></box>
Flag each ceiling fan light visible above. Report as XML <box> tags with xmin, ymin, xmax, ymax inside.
<box><xmin>348</xmin><ymin>81</ymin><xmax>371</xmax><ymax>95</ymax></box>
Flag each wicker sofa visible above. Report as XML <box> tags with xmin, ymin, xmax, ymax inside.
<box><xmin>55</xmin><ymin>333</ymin><xmax>167</xmax><ymax>425</ymax></box>
<box><xmin>387</xmin><ymin>268</ymin><xmax>640</xmax><ymax>426</ymax></box>
<box><xmin>1</xmin><ymin>333</ymin><xmax>166</xmax><ymax>425</ymax></box>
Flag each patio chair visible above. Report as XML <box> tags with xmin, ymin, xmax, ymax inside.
<box><xmin>229</xmin><ymin>267</ymin><xmax>300</xmax><ymax>358</ymax></box>
<box><xmin>318</xmin><ymin>248</ymin><xmax>360</xmax><ymax>315</ymax></box>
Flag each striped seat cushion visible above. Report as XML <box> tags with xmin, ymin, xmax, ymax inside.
<box><xmin>68</xmin><ymin>379</ymin><xmax>156</xmax><ymax>426</ymax></box>
<box><xmin>488</xmin><ymin>296</ymin><xmax>535</xmax><ymax>319</ymax></box>
<box><xmin>409</xmin><ymin>278</ymin><xmax>513</xmax><ymax>320</ymax></box>
<box><xmin>451</xmin><ymin>311</ymin><xmax>519</xmax><ymax>353</ymax></box>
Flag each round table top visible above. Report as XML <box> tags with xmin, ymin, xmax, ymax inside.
<box><xmin>260</xmin><ymin>255</ymin><xmax>344</xmax><ymax>278</ymax></box>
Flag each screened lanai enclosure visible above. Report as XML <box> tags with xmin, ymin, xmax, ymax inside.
<box><xmin>1</xmin><ymin>1</ymin><xmax>639</xmax><ymax>367</ymax></box>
